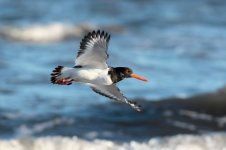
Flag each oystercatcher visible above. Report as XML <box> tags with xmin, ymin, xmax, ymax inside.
<box><xmin>51</xmin><ymin>30</ymin><xmax>148</xmax><ymax>111</ymax></box>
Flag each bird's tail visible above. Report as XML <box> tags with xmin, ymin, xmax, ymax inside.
<box><xmin>50</xmin><ymin>66</ymin><xmax>74</xmax><ymax>85</ymax></box>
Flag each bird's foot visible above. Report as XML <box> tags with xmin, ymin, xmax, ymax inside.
<box><xmin>55</xmin><ymin>77</ymin><xmax>73</xmax><ymax>85</ymax></box>
<box><xmin>51</xmin><ymin>66</ymin><xmax>73</xmax><ymax>85</ymax></box>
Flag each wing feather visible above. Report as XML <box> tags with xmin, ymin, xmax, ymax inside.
<box><xmin>75</xmin><ymin>30</ymin><xmax>110</xmax><ymax>69</ymax></box>
<box><xmin>88</xmin><ymin>84</ymin><xmax>141</xmax><ymax>111</ymax></box>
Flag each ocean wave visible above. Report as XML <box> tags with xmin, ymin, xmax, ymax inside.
<box><xmin>15</xmin><ymin>118</ymin><xmax>74</xmax><ymax>137</ymax></box>
<box><xmin>0</xmin><ymin>23</ymin><xmax>123</xmax><ymax>43</ymax></box>
<box><xmin>0</xmin><ymin>86</ymin><xmax>226</xmax><ymax>140</ymax></box>
<box><xmin>0</xmin><ymin>23</ymin><xmax>93</xmax><ymax>43</ymax></box>
<box><xmin>0</xmin><ymin>133</ymin><xmax>226</xmax><ymax>150</ymax></box>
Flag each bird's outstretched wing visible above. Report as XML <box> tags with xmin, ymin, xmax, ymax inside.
<box><xmin>75</xmin><ymin>30</ymin><xmax>110</xmax><ymax>69</ymax></box>
<box><xmin>88</xmin><ymin>84</ymin><xmax>141</xmax><ymax>111</ymax></box>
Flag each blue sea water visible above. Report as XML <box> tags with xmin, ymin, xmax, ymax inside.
<box><xmin>0</xmin><ymin>0</ymin><xmax>226</xmax><ymax>140</ymax></box>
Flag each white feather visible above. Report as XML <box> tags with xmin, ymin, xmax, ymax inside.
<box><xmin>70</xmin><ymin>68</ymin><xmax>112</xmax><ymax>85</ymax></box>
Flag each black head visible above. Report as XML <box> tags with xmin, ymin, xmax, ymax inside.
<box><xmin>117</xmin><ymin>67</ymin><xmax>133</xmax><ymax>78</ymax></box>
<box><xmin>112</xmin><ymin>67</ymin><xmax>148</xmax><ymax>83</ymax></box>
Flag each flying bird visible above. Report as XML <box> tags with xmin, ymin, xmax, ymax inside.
<box><xmin>51</xmin><ymin>30</ymin><xmax>148</xmax><ymax>111</ymax></box>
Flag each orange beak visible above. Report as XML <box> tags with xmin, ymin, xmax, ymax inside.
<box><xmin>130</xmin><ymin>73</ymin><xmax>148</xmax><ymax>82</ymax></box>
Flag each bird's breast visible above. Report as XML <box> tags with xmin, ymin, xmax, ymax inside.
<box><xmin>75</xmin><ymin>68</ymin><xmax>113</xmax><ymax>85</ymax></box>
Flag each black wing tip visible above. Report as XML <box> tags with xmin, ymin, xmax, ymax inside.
<box><xmin>127</xmin><ymin>100</ymin><xmax>142</xmax><ymax>112</ymax></box>
<box><xmin>86</xmin><ymin>30</ymin><xmax>110</xmax><ymax>39</ymax></box>
<box><xmin>84</xmin><ymin>30</ymin><xmax>110</xmax><ymax>41</ymax></box>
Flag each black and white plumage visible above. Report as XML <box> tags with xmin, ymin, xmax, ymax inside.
<box><xmin>76</xmin><ymin>30</ymin><xmax>110</xmax><ymax>69</ymax></box>
<box><xmin>51</xmin><ymin>30</ymin><xmax>148</xmax><ymax>112</ymax></box>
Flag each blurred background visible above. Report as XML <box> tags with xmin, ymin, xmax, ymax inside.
<box><xmin>0</xmin><ymin>0</ymin><xmax>226</xmax><ymax>149</ymax></box>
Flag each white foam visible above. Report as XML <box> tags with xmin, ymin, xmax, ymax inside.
<box><xmin>0</xmin><ymin>133</ymin><xmax>226</xmax><ymax>150</ymax></box>
<box><xmin>167</xmin><ymin>120</ymin><xmax>197</xmax><ymax>131</ymax></box>
<box><xmin>15</xmin><ymin>118</ymin><xmax>74</xmax><ymax>137</ymax></box>
<box><xmin>0</xmin><ymin>23</ymin><xmax>95</xmax><ymax>43</ymax></box>
<box><xmin>0</xmin><ymin>23</ymin><xmax>123</xmax><ymax>43</ymax></box>
<box><xmin>179</xmin><ymin>110</ymin><xmax>226</xmax><ymax>128</ymax></box>
<box><xmin>179</xmin><ymin>110</ymin><xmax>213</xmax><ymax>121</ymax></box>
<box><xmin>216</xmin><ymin>117</ymin><xmax>226</xmax><ymax>128</ymax></box>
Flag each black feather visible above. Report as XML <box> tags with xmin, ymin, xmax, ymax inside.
<box><xmin>50</xmin><ymin>66</ymin><xmax>63</xmax><ymax>84</ymax></box>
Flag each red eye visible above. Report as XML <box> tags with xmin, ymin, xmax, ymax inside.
<box><xmin>127</xmin><ymin>69</ymin><xmax>132</xmax><ymax>74</ymax></box>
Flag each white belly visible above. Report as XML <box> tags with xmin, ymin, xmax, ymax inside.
<box><xmin>72</xmin><ymin>68</ymin><xmax>112</xmax><ymax>85</ymax></box>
